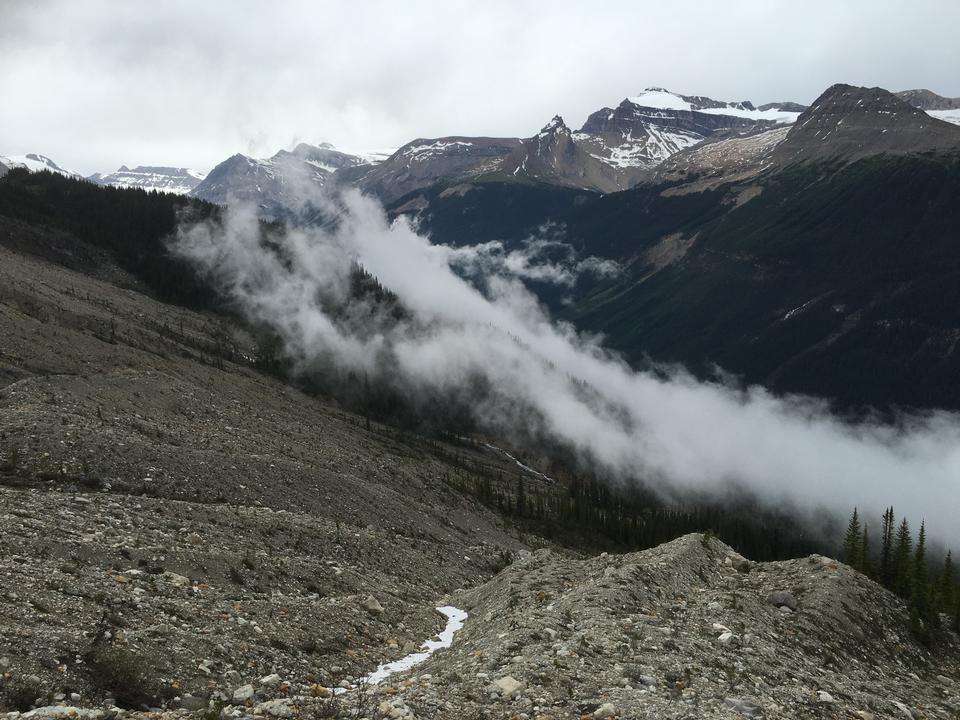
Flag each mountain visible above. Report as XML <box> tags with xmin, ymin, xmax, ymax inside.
<box><xmin>190</xmin><ymin>142</ymin><xmax>367</xmax><ymax>218</ymax></box>
<box><xmin>896</xmin><ymin>88</ymin><xmax>960</xmax><ymax>110</ymax></box>
<box><xmin>771</xmin><ymin>83</ymin><xmax>960</xmax><ymax>165</ymax></box>
<box><xmin>346</xmin><ymin>89</ymin><xmax>806</xmax><ymax>207</ymax></box>
<box><xmin>499</xmin><ymin>115</ymin><xmax>627</xmax><ymax>192</ymax></box>
<box><xmin>336</xmin><ymin>136</ymin><xmax>522</xmax><ymax>204</ymax></box>
<box><xmin>88</xmin><ymin>165</ymin><xmax>206</xmax><ymax>195</ymax></box>
<box><xmin>0</xmin><ymin>153</ymin><xmax>80</xmax><ymax>178</ymax></box>
<box><xmin>573</xmin><ymin>88</ymin><xmax>802</xmax><ymax>176</ymax></box>
<box><xmin>897</xmin><ymin>87</ymin><xmax>960</xmax><ymax>127</ymax></box>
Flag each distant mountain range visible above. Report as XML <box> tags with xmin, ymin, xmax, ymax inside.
<box><xmin>87</xmin><ymin>165</ymin><xmax>206</xmax><ymax>195</ymax></box>
<box><xmin>4</xmin><ymin>85</ymin><xmax>960</xmax><ymax>217</ymax></box>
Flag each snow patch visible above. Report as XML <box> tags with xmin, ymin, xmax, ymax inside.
<box><xmin>333</xmin><ymin>606</ymin><xmax>467</xmax><ymax>694</ymax></box>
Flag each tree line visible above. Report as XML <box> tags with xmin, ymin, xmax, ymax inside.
<box><xmin>842</xmin><ymin>506</ymin><xmax>956</xmax><ymax>644</ymax></box>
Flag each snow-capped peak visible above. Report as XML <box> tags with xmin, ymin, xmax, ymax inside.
<box><xmin>625</xmin><ymin>88</ymin><xmax>800</xmax><ymax>124</ymax></box>
<box><xmin>626</xmin><ymin>88</ymin><xmax>693</xmax><ymax>111</ymax></box>
<box><xmin>0</xmin><ymin>153</ymin><xmax>81</xmax><ymax>178</ymax></box>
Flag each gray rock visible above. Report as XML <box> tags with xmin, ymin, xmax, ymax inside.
<box><xmin>725</xmin><ymin>696</ymin><xmax>764</xmax><ymax>718</ymax></box>
<box><xmin>253</xmin><ymin>699</ymin><xmax>294</xmax><ymax>718</ymax></box>
<box><xmin>224</xmin><ymin>669</ymin><xmax>242</xmax><ymax>685</ymax></box>
<box><xmin>363</xmin><ymin>595</ymin><xmax>384</xmax><ymax>614</ymax></box>
<box><xmin>767</xmin><ymin>591</ymin><xmax>798</xmax><ymax>611</ymax></box>
<box><xmin>232</xmin><ymin>684</ymin><xmax>255</xmax><ymax>703</ymax></box>
<box><xmin>593</xmin><ymin>702</ymin><xmax>617</xmax><ymax>718</ymax></box>
<box><xmin>259</xmin><ymin>673</ymin><xmax>282</xmax><ymax>687</ymax></box>
<box><xmin>490</xmin><ymin>675</ymin><xmax>524</xmax><ymax>699</ymax></box>
<box><xmin>179</xmin><ymin>695</ymin><xmax>209</xmax><ymax>711</ymax></box>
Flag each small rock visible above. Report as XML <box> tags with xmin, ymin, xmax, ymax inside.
<box><xmin>232</xmin><ymin>684</ymin><xmax>255</xmax><ymax>703</ymax></box>
<box><xmin>224</xmin><ymin>670</ymin><xmax>242</xmax><ymax>686</ymax></box>
<box><xmin>891</xmin><ymin>701</ymin><xmax>914</xmax><ymax>719</ymax></box>
<box><xmin>817</xmin><ymin>690</ymin><xmax>834</xmax><ymax>703</ymax></box>
<box><xmin>253</xmin><ymin>699</ymin><xmax>293</xmax><ymax>718</ymax></box>
<box><xmin>164</xmin><ymin>571</ymin><xmax>191</xmax><ymax>587</ymax></box>
<box><xmin>179</xmin><ymin>695</ymin><xmax>208</xmax><ymax>711</ymax></box>
<box><xmin>490</xmin><ymin>675</ymin><xmax>525</xmax><ymax>699</ymax></box>
<box><xmin>593</xmin><ymin>703</ymin><xmax>617</xmax><ymax>719</ymax></box>
<box><xmin>718</xmin><ymin>631</ymin><xmax>740</xmax><ymax>646</ymax></box>
<box><xmin>766</xmin><ymin>591</ymin><xmax>798</xmax><ymax>611</ymax></box>
<box><xmin>363</xmin><ymin>595</ymin><xmax>384</xmax><ymax>614</ymax></box>
<box><xmin>725</xmin><ymin>697</ymin><xmax>763</xmax><ymax>718</ymax></box>
<box><xmin>259</xmin><ymin>674</ymin><xmax>282</xmax><ymax>688</ymax></box>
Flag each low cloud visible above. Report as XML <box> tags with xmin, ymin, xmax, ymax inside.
<box><xmin>442</xmin><ymin>225</ymin><xmax>621</xmax><ymax>289</ymax></box>
<box><xmin>173</xmin><ymin>190</ymin><xmax>960</xmax><ymax>548</ymax></box>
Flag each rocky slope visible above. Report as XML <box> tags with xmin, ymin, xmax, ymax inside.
<box><xmin>0</xmin><ymin>209</ymin><xmax>546</xmax><ymax>716</ymax></box>
<box><xmin>88</xmin><ymin>167</ymin><xmax>206</xmax><ymax>195</ymax></box>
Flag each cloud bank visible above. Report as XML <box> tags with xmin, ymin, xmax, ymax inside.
<box><xmin>4</xmin><ymin>0</ymin><xmax>960</xmax><ymax>174</ymax></box>
<box><xmin>173</xmin><ymin>191</ymin><xmax>960</xmax><ymax>546</ymax></box>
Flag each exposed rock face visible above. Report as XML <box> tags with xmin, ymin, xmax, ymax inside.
<box><xmin>774</xmin><ymin>83</ymin><xmax>960</xmax><ymax>164</ymax></box>
<box><xmin>190</xmin><ymin>142</ymin><xmax>366</xmax><ymax>217</ymax></box>
<box><xmin>88</xmin><ymin>165</ymin><xmax>206</xmax><ymax>195</ymax></box>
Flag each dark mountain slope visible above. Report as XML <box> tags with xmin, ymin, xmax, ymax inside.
<box><xmin>567</xmin><ymin>153</ymin><xmax>960</xmax><ymax>410</ymax></box>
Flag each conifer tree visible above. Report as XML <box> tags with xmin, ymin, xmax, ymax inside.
<box><xmin>893</xmin><ymin>518</ymin><xmax>913</xmax><ymax>598</ymax></box>
<box><xmin>936</xmin><ymin>550</ymin><xmax>954</xmax><ymax>613</ymax></box>
<box><xmin>858</xmin><ymin>525</ymin><xmax>871</xmax><ymax>577</ymax></box>
<box><xmin>879</xmin><ymin>506</ymin><xmax>895</xmax><ymax>587</ymax></box>
<box><xmin>842</xmin><ymin>508</ymin><xmax>862</xmax><ymax>569</ymax></box>
<box><xmin>911</xmin><ymin>521</ymin><xmax>931</xmax><ymax>619</ymax></box>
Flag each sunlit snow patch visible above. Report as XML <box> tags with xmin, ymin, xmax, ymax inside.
<box><xmin>334</xmin><ymin>606</ymin><xmax>467</xmax><ymax>694</ymax></box>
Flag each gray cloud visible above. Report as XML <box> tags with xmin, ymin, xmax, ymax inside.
<box><xmin>2</xmin><ymin>0</ymin><xmax>959</xmax><ymax>174</ymax></box>
<box><xmin>173</xmin><ymin>191</ymin><xmax>960</xmax><ymax>548</ymax></box>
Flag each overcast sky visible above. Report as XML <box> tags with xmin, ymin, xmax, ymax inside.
<box><xmin>2</xmin><ymin>0</ymin><xmax>959</xmax><ymax>175</ymax></box>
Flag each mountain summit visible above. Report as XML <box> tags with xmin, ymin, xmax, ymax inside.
<box><xmin>774</xmin><ymin>83</ymin><xmax>960</xmax><ymax>164</ymax></box>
